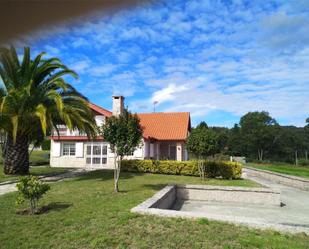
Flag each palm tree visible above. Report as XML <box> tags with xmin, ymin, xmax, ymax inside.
<box><xmin>0</xmin><ymin>46</ymin><xmax>97</xmax><ymax>175</ymax></box>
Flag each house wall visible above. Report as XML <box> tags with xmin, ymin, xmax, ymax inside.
<box><xmin>50</xmin><ymin>140</ymin><xmax>115</xmax><ymax>169</ymax></box>
<box><xmin>50</xmin><ymin>139</ymin><xmax>147</xmax><ymax>168</ymax></box>
<box><xmin>50</xmin><ymin>139</ymin><xmax>188</xmax><ymax>169</ymax></box>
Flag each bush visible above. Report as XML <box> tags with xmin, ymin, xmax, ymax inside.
<box><xmin>121</xmin><ymin>160</ymin><xmax>242</xmax><ymax>179</ymax></box>
<box><xmin>298</xmin><ymin>159</ymin><xmax>309</xmax><ymax>166</ymax></box>
<box><xmin>16</xmin><ymin>175</ymin><xmax>50</xmax><ymax>214</ymax></box>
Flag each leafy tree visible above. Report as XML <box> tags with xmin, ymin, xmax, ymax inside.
<box><xmin>210</xmin><ymin>126</ymin><xmax>229</xmax><ymax>154</ymax></box>
<box><xmin>227</xmin><ymin>124</ymin><xmax>245</xmax><ymax>156</ymax></box>
<box><xmin>276</xmin><ymin>126</ymin><xmax>306</xmax><ymax>165</ymax></box>
<box><xmin>239</xmin><ymin>111</ymin><xmax>279</xmax><ymax>161</ymax></box>
<box><xmin>16</xmin><ymin>175</ymin><xmax>50</xmax><ymax>214</ymax></box>
<box><xmin>101</xmin><ymin>109</ymin><xmax>142</xmax><ymax>192</ymax></box>
<box><xmin>0</xmin><ymin>46</ymin><xmax>97</xmax><ymax>175</ymax></box>
<box><xmin>186</xmin><ymin>123</ymin><xmax>218</xmax><ymax>180</ymax></box>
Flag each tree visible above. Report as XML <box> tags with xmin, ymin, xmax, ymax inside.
<box><xmin>276</xmin><ymin>126</ymin><xmax>305</xmax><ymax>165</ymax></box>
<box><xmin>0</xmin><ymin>46</ymin><xmax>97</xmax><ymax>175</ymax></box>
<box><xmin>186</xmin><ymin>123</ymin><xmax>218</xmax><ymax>180</ymax></box>
<box><xmin>101</xmin><ymin>109</ymin><xmax>142</xmax><ymax>192</ymax></box>
<box><xmin>227</xmin><ymin>124</ymin><xmax>245</xmax><ymax>156</ymax></box>
<box><xmin>239</xmin><ymin>111</ymin><xmax>279</xmax><ymax>161</ymax></box>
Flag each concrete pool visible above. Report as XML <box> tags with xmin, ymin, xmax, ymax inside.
<box><xmin>131</xmin><ymin>184</ymin><xmax>309</xmax><ymax>234</ymax></box>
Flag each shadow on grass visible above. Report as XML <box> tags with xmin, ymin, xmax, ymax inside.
<box><xmin>16</xmin><ymin>202</ymin><xmax>72</xmax><ymax>215</ymax></box>
<box><xmin>142</xmin><ymin>184</ymin><xmax>166</xmax><ymax>191</ymax></box>
<box><xmin>75</xmin><ymin>169</ymin><xmax>145</xmax><ymax>182</ymax></box>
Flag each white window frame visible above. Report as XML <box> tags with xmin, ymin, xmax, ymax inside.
<box><xmin>62</xmin><ymin>142</ymin><xmax>76</xmax><ymax>156</ymax></box>
<box><xmin>86</xmin><ymin>142</ymin><xmax>108</xmax><ymax>167</ymax></box>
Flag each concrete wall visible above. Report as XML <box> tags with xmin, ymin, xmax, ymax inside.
<box><xmin>244</xmin><ymin>167</ymin><xmax>309</xmax><ymax>191</ymax></box>
<box><xmin>176</xmin><ymin>185</ymin><xmax>281</xmax><ymax>207</ymax></box>
<box><xmin>150</xmin><ymin>185</ymin><xmax>176</xmax><ymax>209</ymax></box>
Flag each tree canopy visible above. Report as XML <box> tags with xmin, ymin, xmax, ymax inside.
<box><xmin>0</xmin><ymin>46</ymin><xmax>97</xmax><ymax>174</ymax></box>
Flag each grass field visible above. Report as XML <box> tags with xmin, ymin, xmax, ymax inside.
<box><xmin>0</xmin><ymin>170</ymin><xmax>308</xmax><ymax>249</ymax></box>
<box><xmin>0</xmin><ymin>150</ymin><xmax>50</xmax><ymax>165</ymax></box>
<box><xmin>246</xmin><ymin>162</ymin><xmax>309</xmax><ymax>178</ymax></box>
<box><xmin>0</xmin><ymin>150</ymin><xmax>69</xmax><ymax>183</ymax></box>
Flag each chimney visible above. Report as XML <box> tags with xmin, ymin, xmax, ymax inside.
<box><xmin>112</xmin><ymin>96</ymin><xmax>124</xmax><ymax>116</ymax></box>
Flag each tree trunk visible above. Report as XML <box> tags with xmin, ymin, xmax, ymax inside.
<box><xmin>3</xmin><ymin>135</ymin><xmax>29</xmax><ymax>175</ymax></box>
<box><xmin>295</xmin><ymin>150</ymin><xmax>298</xmax><ymax>166</ymax></box>
<box><xmin>114</xmin><ymin>154</ymin><xmax>121</xmax><ymax>193</ymax></box>
<box><xmin>305</xmin><ymin>151</ymin><xmax>308</xmax><ymax>162</ymax></box>
<box><xmin>258</xmin><ymin>149</ymin><xmax>263</xmax><ymax>161</ymax></box>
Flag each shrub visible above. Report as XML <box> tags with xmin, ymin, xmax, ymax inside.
<box><xmin>298</xmin><ymin>159</ymin><xmax>309</xmax><ymax>166</ymax></box>
<box><xmin>16</xmin><ymin>176</ymin><xmax>50</xmax><ymax>214</ymax></box>
<box><xmin>122</xmin><ymin>160</ymin><xmax>242</xmax><ymax>179</ymax></box>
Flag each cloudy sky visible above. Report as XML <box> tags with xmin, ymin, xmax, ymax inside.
<box><xmin>15</xmin><ymin>0</ymin><xmax>309</xmax><ymax>127</ymax></box>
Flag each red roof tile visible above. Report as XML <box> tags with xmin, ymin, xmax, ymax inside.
<box><xmin>137</xmin><ymin>112</ymin><xmax>191</xmax><ymax>141</ymax></box>
<box><xmin>89</xmin><ymin>102</ymin><xmax>112</xmax><ymax>117</ymax></box>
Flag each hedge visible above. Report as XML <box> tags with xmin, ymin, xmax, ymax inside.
<box><xmin>121</xmin><ymin>160</ymin><xmax>242</xmax><ymax>179</ymax></box>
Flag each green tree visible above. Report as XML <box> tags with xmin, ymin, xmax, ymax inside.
<box><xmin>101</xmin><ymin>109</ymin><xmax>142</xmax><ymax>192</ymax></box>
<box><xmin>186</xmin><ymin>123</ymin><xmax>218</xmax><ymax>180</ymax></box>
<box><xmin>0</xmin><ymin>46</ymin><xmax>97</xmax><ymax>175</ymax></box>
<box><xmin>227</xmin><ymin>124</ymin><xmax>245</xmax><ymax>156</ymax></box>
<box><xmin>276</xmin><ymin>126</ymin><xmax>306</xmax><ymax>165</ymax></box>
<box><xmin>239</xmin><ymin>111</ymin><xmax>279</xmax><ymax>161</ymax></box>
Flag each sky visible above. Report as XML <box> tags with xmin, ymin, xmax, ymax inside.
<box><xmin>13</xmin><ymin>0</ymin><xmax>309</xmax><ymax>127</ymax></box>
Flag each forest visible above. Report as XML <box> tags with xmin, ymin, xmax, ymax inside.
<box><xmin>192</xmin><ymin>111</ymin><xmax>309</xmax><ymax>165</ymax></box>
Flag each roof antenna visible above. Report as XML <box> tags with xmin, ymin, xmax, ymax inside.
<box><xmin>153</xmin><ymin>101</ymin><xmax>158</xmax><ymax>112</ymax></box>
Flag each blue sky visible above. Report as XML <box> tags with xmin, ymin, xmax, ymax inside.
<box><xmin>14</xmin><ymin>0</ymin><xmax>309</xmax><ymax>127</ymax></box>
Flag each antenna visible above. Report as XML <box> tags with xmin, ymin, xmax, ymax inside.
<box><xmin>153</xmin><ymin>101</ymin><xmax>158</xmax><ymax>112</ymax></box>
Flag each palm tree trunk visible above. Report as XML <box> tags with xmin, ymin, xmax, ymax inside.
<box><xmin>3</xmin><ymin>135</ymin><xmax>29</xmax><ymax>175</ymax></box>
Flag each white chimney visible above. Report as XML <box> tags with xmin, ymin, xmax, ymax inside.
<box><xmin>112</xmin><ymin>96</ymin><xmax>124</xmax><ymax>116</ymax></box>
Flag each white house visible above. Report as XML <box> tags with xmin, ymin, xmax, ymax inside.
<box><xmin>50</xmin><ymin>96</ymin><xmax>191</xmax><ymax>169</ymax></box>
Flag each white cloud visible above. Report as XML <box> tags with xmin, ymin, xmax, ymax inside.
<box><xmin>69</xmin><ymin>59</ymin><xmax>90</xmax><ymax>73</ymax></box>
<box><xmin>89</xmin><ymin>64</ymin><xmax>117</xmax><ymax>76</ymax></box>
<box><xmin>151</xmin><ymin>84</ymin><xmax>188</xmax><ymax>104</ymax></box>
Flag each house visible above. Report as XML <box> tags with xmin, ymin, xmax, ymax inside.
<box><xmin>50</xmin><ymin>96</ymin><xmax>191</xmax><ymax>168</ymax></box>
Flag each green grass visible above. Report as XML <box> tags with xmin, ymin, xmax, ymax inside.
<box><xmin>0</xmin><ymin>170</ymin><xmax>308</xmax><ymax>249</ymax></box>
<box><xmin>0</xmin><ymin>150</ymin><xmax>69</xmax><ymax>183</ymax></box>
<box><xmin>0</xmin><ymin>165</ymin><xmax>70</xmax><ymax>183</ymax></box>
<box><xmin>247</xmin><ymin>162</ymin><xmax>309</xmax><ymax>179</ymax></box>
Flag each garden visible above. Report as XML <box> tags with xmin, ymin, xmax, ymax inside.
<box><xmin>1</xmin><ymin>170</ymin><xmax>309</xmax><ymax>249</ymax></box>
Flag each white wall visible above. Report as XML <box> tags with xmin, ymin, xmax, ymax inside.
<box><xmin>50</xmin><ymin>139</ymin><xmax>155</xmax><ymax>168</ymax></box>
<box><xmin>50</xmin><ymin>140</ymin><xmax>114</xmax><ymax>169</ymax></box>
<box><xmin>95</xmin><ymin>115</ymin><xmax>105</xmax><ymax>126</ymax></box>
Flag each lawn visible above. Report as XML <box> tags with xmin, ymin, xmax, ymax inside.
<box><xmin>0</xmin><ymin>165</ymin><xmax>70</xmax><ymax>183</ymax></box>
<box><xmin>0</xmin><ymin>170</ymin><xmax>308</xmax><ymax>249</ymax></box>
<box><xmin>246</xmin><ymin>162</ymin><xmax>309</xmax><ymax>179</ymax></box>
<box><xmin>0</xmin><ymin>150</ymin><xmax>69</xmax><ymax>183</ymax></box>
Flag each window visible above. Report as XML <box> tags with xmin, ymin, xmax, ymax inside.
<box><xmin>93</xmin><ymin>145</ymin><xmax>101</xmax><ymax>155</ymax></box>
<box><xmin>62</xmin><ymin>143</ymin><xmax>75</xmax><ymax>156</ymax></box>
<box><xmin>102</xmin><ymin>145</ymin><xmax>107</xmax><ymax>155</ymax></box>
<box><xmin>85</xmin><ymin>143</ymin><xmax>108</xmax><ymax>166</ymax></box>
<box><xmin>92</xmin><ymin>158</ymin><xmax>101</xmax><ymax>164</ymax></box>
<box><xmin>86</xmin><ymin>145</ymin><xmax>91</xmax><ymax>155</ymax></box>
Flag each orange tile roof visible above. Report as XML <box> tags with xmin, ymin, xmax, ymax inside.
<box><xmin>137</xmin><ymin>112</ymin><xmax>191</xmax><ymax>141</ymax></box>
<box><xmin>89</xmin><ymin>102</ymin><xmax>112</xmax><ymax>117</ymax></box>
